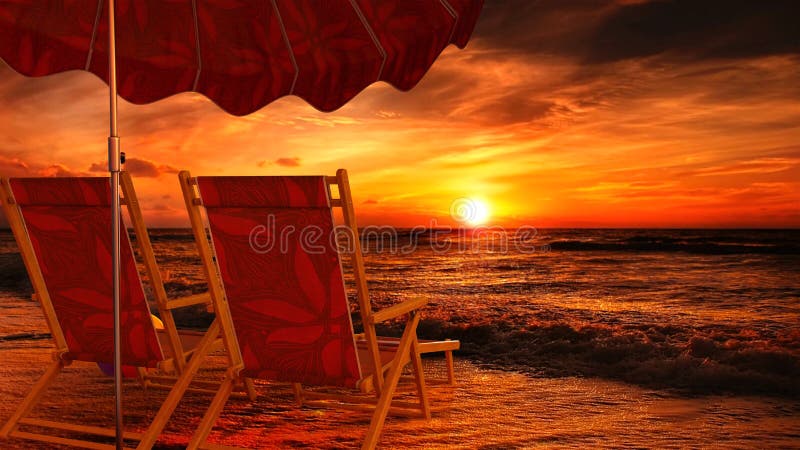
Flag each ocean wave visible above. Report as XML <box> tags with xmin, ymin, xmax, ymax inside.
<box><xmin>548</xmin><ymin>239</ymin><xmax>800</xmax><ymax>255</ymax></box>
<box><xmin>0</xmin><ymin>253</ymin><xmax>31</xmax><ymax>294</ymax></box>
<box><xmin>143</xmin><ymin>229</ymin><xmax>198</xmax><ymax>242</ymax></box>
<box><xmin>152</xmin><ymin>273</ymin><xmax>800</xmax><ymax>398</ymax></box>
<box><xmin>376</xmin><ymin>319</ymin><xmax>800</xmax><ymax>398</ymax></box>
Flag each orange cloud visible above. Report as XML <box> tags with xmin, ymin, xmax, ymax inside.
<box><xmin>257</xmin><ymin>157</ymin><xmax>302</xmax><ymax>168</ymax></box>
<box><xmin>39</xmin><ymin>164</ymin><xmax>86</xmax><ymax>178</ymax></box>
<box><xmin>0</xmin><ymin>155</ymin><xmax>29</xmax><ymax>176</ymax></box>
<box><xmin>89</xmin><ymin>157</ymin><xmax>179</xmax><ymax>178</ymax></box>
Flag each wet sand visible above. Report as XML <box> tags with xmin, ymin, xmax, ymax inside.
<box><xmin>1</xmin><ymin>341</ymin><xmax>799</xmax><ymax>449</ymax></box>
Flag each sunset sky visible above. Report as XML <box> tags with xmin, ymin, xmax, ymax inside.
<box><xmin>1</xmin><ymin>0</ymin><xmax>798</xmax><ymax>228</ymax></box>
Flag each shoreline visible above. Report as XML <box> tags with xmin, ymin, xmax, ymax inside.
<box><xmin>1</xmin><ymin>342</ymin><xmax>799</xmax><ymax>449</ymax></box>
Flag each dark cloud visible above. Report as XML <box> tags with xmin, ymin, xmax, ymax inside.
<box><xmin>474</xmin><ymin>0</ymin><xmax>800</xmax><ymax>62</ymax></box>
<box><xmin>478</xmin><ymin>97</ymin><xmax>555</xmax><ymax>125</ymax></box>
<box><xmin>275</xmin><ymin>157</ymin><xmax>301</xmax><ymax>167</ymax></box>
<box><xmin>586</xmin><ymin>0</ymin><xmax>800</xmax><ymax>62</ymax></box>
<box><xmin>89</xmin><ymin>158</ymin><xmax>178</xmax><ymax>178</ymax></box>
<box><xmin>474</xmin><ymin>0</ymin><xmax>617</xmax><ymax>56</ymax></box>
<box><xmin>257</xmin><ymin>157</ymin><xmax>301</xmax><ymax>167</ymax></box>
<box><xmin>144</xmin><ymin>203</ymin><xmax>170</xmax><ymax>211</ymax></box>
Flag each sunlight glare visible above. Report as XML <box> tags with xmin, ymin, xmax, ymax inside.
<box><xmin>451</xmin><ymin>197</ymin><xmax>491</xmax><ymax>226</ymax></box>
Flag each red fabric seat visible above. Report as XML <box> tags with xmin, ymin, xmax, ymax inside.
<box><xmin>9</xmin><ymin>177</ymin><xmax>163</xmax><ymax>367</ymax></box>
<box><xmin>197</xmin><ymin>176</ymin><xmax>361</xmax><ymax>387</ymax></box>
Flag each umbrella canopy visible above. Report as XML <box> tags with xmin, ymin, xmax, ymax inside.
<box><xmin>0</xmin><ymin>0</ymin><xmax>482</xmax><ymax>114</ymax></box>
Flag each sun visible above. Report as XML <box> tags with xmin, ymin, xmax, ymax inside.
<box><xmin>468</xmin><ymin>199</ymin><xmax>490</xmax><ymax>225</ymax></box>
<box><xmin>450</xmin><ymin>197</ymin><xmax>491</xmax><ymax>226</ymax></box>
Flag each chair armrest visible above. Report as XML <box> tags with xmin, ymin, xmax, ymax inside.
<box><xmin>166</xmin><ymin>292</ymin><xmax>212</xmax><ymax>310</ymax></box>
<box><xmin>370</xmin><ymin>297</ymin><xmax>427</xmax><ymax>323</ymax></box>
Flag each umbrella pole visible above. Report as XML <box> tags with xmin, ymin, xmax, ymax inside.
<box><xmin>107</xmin><ymin>1</ymin><xmax>124</xmax><ymax>449</ymax></box>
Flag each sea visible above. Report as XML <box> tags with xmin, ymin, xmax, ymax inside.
<box><xmin>359</xmin><ymin>228</ymin><xmax>800</xmax><ymax>397</ymax></box>
<box><xmin>3</xmin><ymin>227</ymin><xmax>797</xmax><ymax>396</ymax></box>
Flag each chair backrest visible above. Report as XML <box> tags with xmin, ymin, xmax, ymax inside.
<box><xmin>195</xmin><ymin>176</ymin><xmax>361</xmax><ymax>387</ymax></box>
<box><xmin>4</xmin><ymin>177</ymin><xmax>163</xmax><ymax>367</ymax></box>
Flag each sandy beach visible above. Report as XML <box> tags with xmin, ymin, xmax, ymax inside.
<box><xmin>2</xmin><ymin>315</ymin><xmax>799</xmax><ymax>449</ymax></box>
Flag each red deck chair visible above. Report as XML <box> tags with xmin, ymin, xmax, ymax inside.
<box><xmin>179</xmin><ymin>169</ymin><xmax>444</xmax><ymax>449</ymax></box>
<box><xmin>0</xmin><ymin>173</ymin><xmax>244</xmax><ymax>449</ymax></box>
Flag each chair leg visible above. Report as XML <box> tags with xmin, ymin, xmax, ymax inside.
<box><xmin>187</xmin><ymin>375</ymin><xmax>235</xmax><ymax>450</ymax></box>
<box><xmin>362</xmin><ymin>313</ymin><xmax>420</xmax><ymax>450</ymax></box>
<box><xmin>136</xmin><ymin>320</ymin><xmax>221</xmax><ymax>449</ymax></box>
<box><xmin>244</xmin><ymin>377</ymin><xmax>257</xmax><ymax>401</ymax></box>
<box><xmin>292</xmin><ymin>383</ymin><xmax>304</xmax><ymax>406</ymax></box>
<box><xmin>160</xmin><ymin>312</ymin><xmax>187</xmax><ymax>375</ymax></box>
<box><xmin>136</xmin><ymin>367</ymin><xmax>150</xmax><ymax>389</ymax></box>
<box><xmin>445</xmin><ymin>350</ymin><xmax>455</xmax><ymax>385</ymax></box>
<box><xmin>409</xmin><ymin>338</ymin><xmax>431</xmax><ymax>419</ymax></box>
<box><xmin>0</xmin><ymin>359</ymin><xmax>64</xmax><ymax>439</ymax></box>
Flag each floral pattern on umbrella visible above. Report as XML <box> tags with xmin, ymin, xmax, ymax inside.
<box><xmin>0</xmin><ymin>0</ymin><xmax>484</xmax><ymax>115</ymax></box>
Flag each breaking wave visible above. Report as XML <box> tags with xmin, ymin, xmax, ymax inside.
<box><xmin>379</xmin><ymin>319</ymin><xmax>800</xmax><ymax>398</ymax></box>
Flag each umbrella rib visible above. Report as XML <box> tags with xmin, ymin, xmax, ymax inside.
<box><xmin>439</xmin><ymin>0</ymin><xmax>460</xmax><ymax>45</ymax></box>
<box><xmin>85</xmin><ymin>0</ymin><xmax>104</xmax><ymax>71</ymax></box>
<box><xmin>271</xmin><ymin>0</ymin><xmax>298</xmax><ymax>95</ymax></box>
<box><xmin>192</xmin><ymin>0</ymin><xmax>202</xmax><ymax>91</ymax></box>
<box><xmin>348</xmin><ymin>0</ymin><xmax>386</xmax><ymax>82</ymax></box>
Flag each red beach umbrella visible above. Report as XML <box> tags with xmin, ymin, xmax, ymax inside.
<box><xmin>0</xmin><ymin>0</ymin><xmax>483</xmax><ymax>447</ymax></box>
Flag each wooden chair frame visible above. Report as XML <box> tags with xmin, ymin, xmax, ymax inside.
<box><xmin>0</xmin><ymin>172</ymin><xmax>251</xmax><ymax>449</ymax></box>
<box><xmin>178</xmin><ymin>169</ymin><xmax>439</xmax><ymax>449</ymax></box>
<box><xmin>330</xmin><ymin>169</ymin><xmax>459</xmax><ymax>385</ymax></box>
